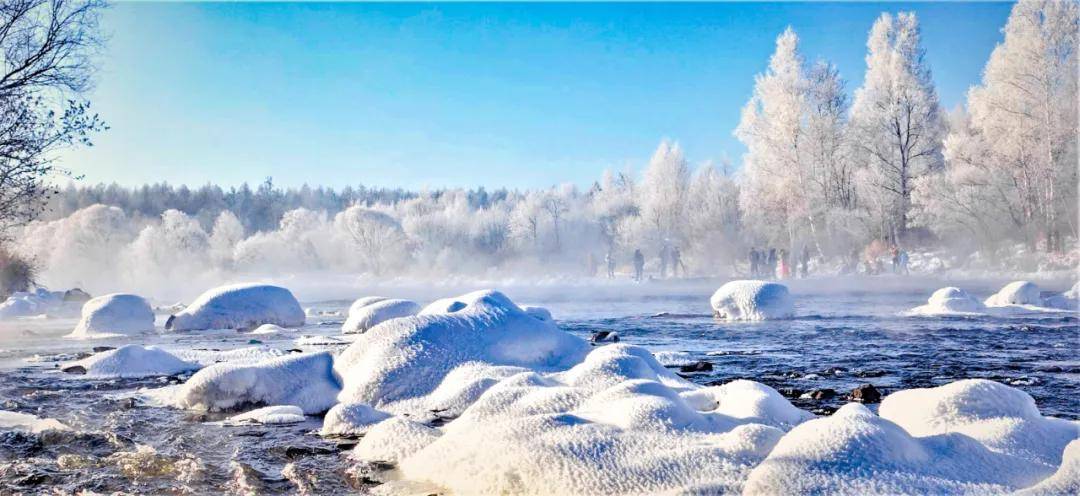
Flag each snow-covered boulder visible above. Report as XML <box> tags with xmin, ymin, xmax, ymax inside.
<box><xmin>1042</xmin><ymin>282</ymin><xmax>1079</xmax><ymax>311</ymax></box>
<box><xmin>63</xmin><ymin>345</ymin><xmax>198</xmax><ymax>378</ymax></box>
<box><xmin>341</xmin><ymin>298</ymin><xmax>420</xmax><ymax>334</ymax></box>
<box><xmin>985</xmin><ymin>281</ymin><xmax>1043</xmax><ymax>307</ymax></box>
<box><xmin>68</xmin><ymin>294</ymin><xmax>155</xmax><ymax>338</ymax></box>
<box><xmin>908</xmin><ymin>287</ymin><xmax>986</xmax><ymax>315</ymax></box>
<box><xmin>165</xmin><ymin>283</ymin><xmax>305</xmax><ymax>331</ymax></box>
<box><xmin>173</xmin><ymin>351</ymin><xmax>340</xmax><ymax>414</ymax></box>
<box><xmin>334</xmin><ymin>289</ymin><xmax>590</xmax><ymax>412</ymax></box>
<box><xmin>879</xmin><ymin>379</ymin><xmax>1078</xmax><ymax>468</ymax></box>
<box><xmin>224</xmin><ymin>405</ymin><xmax>305</xmax><ymax>425</ymax></box>
<box><xmin>709</xmin><ymin>280</ymin><xmax>794</xmax><ymax>321</ymax></box>
<box><xmin>320</xmin><ymin>402</ymin><xmax>391</xmax><ymax>437</ymax></box>
<box><xmin>0</xmin><ymin>288</ymin><xmax>66</xmax><ymax>319</ymax></box>
<box><xmin>249</xmin><ymin>323</ymin><xmax>287</xmax><ymax>335</ymax></box>
<box><xmin>744</xmin><ymin>403</ymin><xmax>1054</xmax><ymax>494</ymax></box>
<box><xmin>0</xmin><ymin>411</ymin><xmax>70</xmax><ymax>433</ymax></box>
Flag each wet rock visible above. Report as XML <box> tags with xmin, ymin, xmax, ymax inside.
<box><xmin>63</xmin><ymin>288</ymin><xmax>92</xmax><ymax>303</ymax></box>
<box><xmin>92</xmin><ymin>346</ymin><xmax>115</xmax><ymax>353</ymax></box>
<box><xmin>854</xmin><ymin>369</ymin><xmax>888</xmax><ymax>378</ymax></box>
<box><xmin>848</xmin><ymin>383</ymin><xmax>882</xmax><ymax>403</ymax></box>
<box><xmin>812</xmin><ymin>406</ymin><xmax>838</xmax><ymax>416</ymax></box>
<box><xmin>804</xmin><ymin>388</ymin><xmax>836</xmax><ymax>400</ymax></box>
<box><xmin>248</xmin><ymin>339</ymin><xmax>263</xmax><ymax>345</ymax></box>
<box><xmin>286</xmin><ymin>348</ymin><xmax>303</xmax><ymax>353</ymax></box>
<box><xmin>778</xmin><ymin>387</ymin><xmax>804</xmax><ymax>398</ymax></box>
<box><xmin>117</xmin><ymin>397</ymin><xmax>138</xmax><ymax>410</ymax></box>
<box><xmin>590</xmin><ymin>331</ymin><xmax>620</xmax><ymax>344</ymax></box>
<box><xmin>822</xmin><ymin>366</ymin><xmax>848</xmax><ymax>376</ymax></box>
<box><xmin>678</xmin><ymin>361</ymin><xmax>713</xmax><ymax>373</ymax></box>
<box><xmin>282</xmin><ymin>446</ymin><xmax>338</xmax><ymax>459</ymax></box>
<box><xmin>60</xmin><ymin>365</ymin><xmax>87</xmax><ymax>375</ymax></box>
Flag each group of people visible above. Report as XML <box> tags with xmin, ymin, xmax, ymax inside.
<box><xmin>748</xmin><ymin>246</ymin><xmax>812</xmax><ymax>280</ymax></box>
<box><xmin>851</xmin><ymin>239</ymin><xmax>911</xmax><ymax>276</ymax></box>
<box><xmin>590</xmin><ymin>245</ymin><xmax>686</xmax><ymax>281</ymax></box>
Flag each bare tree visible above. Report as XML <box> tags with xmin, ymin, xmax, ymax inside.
<box><xmin>0</xmin><ymin>0</ymin><xmax>107</xmax><ymax>235</ymax></box>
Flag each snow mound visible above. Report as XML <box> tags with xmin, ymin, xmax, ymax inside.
<box><xmin>67</xmin><ymin>345</ymin><xmax>199</xmax><ymax>378</ymax></box>
<box><xmin>710</xmin><ymin>280</ymin><xmax>794</xmax><ymax>321</ymax></box>
<box><xmin>0</xmin><ymin>411</ymin><xmax>70</xmax><ymax>432</ymax></box>
<box><xmin>375</xmin><ymin>344</ymin><xmax>806</xmax><ymax>495</ymax></box>
<box><xmin>224</xmin><ymin>405</ymin><xmax>305</xmax><ymax>425</ymax></box>
<box><xmin>173</xmin><ymin>351</ymin><xmax>340</xmax><ymax>414</ymax></box>
<box><xmin>334</xmin><ymin>289</ymin><xmax>590</xmax><ymax>412</ymax></box>
<box><xmin>249</xmin><ymin>323</ymin><xmax>287</xmax><ymax>335</ymax></box>
<box><xmin>0</xmin><ymin>288</ymin><xmax>67</xmax><ymax>319</ymax></box>
<box><xmin>165</xmin><ymin>283</ymin><xmax>305</xmax><ymax>331</ymax></box>
<box><xmin>985</xmin><ymin>281</ymin><xmax>1042</xmax><ymax>307</ymax></box>
<box><xmin>908</xmin><ymin>287</ymin><xmax>986</xmax><ymax>315</ymax></box>
<box><xmin>320</xmin><ymin>402</ymin><xmax>391</xmax><ymax>437</ymax></box>
<box><xmin>341</xmin><ymin>298</ymin><xmax>420</xmax><ymax>334</ymax></box>
<box><xmin>68</xmin><ymin>293</ymin><xmax>155</xmax><ymax>338</ymax></box>
<box><xmin>1016</xmin><ymin>439</ymin><xmax>1080</xmax><ymax>496</ymax></box>
<box><xmin>744</xmin><ymin>403</ymin><xmax>1054</xmax><ymax>495</ymax></box>
<box><xmin>353</xmin><ymin>416</ymin><xmax>441</xmax><ymax>464</ymax></box>
<box><xmin>879</xmin><ymin>379</ymin><xmax>1078</xmax><ymax>468</ymax></box>
<box><xmin>1043</xmin><ymin>282</ymin><xmax>1079</xmax><ymax>311</ymax></box>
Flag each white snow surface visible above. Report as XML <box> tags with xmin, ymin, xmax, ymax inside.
<box><xmin>1043</xmin><ymin>281</ymin><xmax>1079</xmax><ymax>311</ymax></box>
<box><xmin>320</xmin><ymin>402</ymin><xmax>392</xmax><ymax>437</ymax></box>
<box><xmin>907</xmin><ymin>287</ymin><xmax>986</xmax><ymax>315</ymax></box>
<box><xmin>68</xmin><ymin>293</ymin><xmax>155</xmax><ymax>338</ymax></box>
<box><xmin>165</xmin><ymin>283</ymin><xmax>305</xmax><ymax>331</ymax></box>
<box><xmin>224</xmin><ymin>405</ymin><xmax>305</xmax><ymax>425</ymax></box>
<box><xmin>984</xmin><ymin>280</ymin><xmax>1043</xmax><ymax>307</ymax></box>
<box><xmin>709</xmin><ymin>280</ymin><xmax>794</xmax><ymax>321</ymax></box>
<box><xmin>173</xmin><ymin>351</ymin><xmax>340</xmax><ymax>414</ymax></box>
<box><xmin>69</xmin><ymin>344</ymin><xmax>199</xmax><ymax>378</ymax></box>
<box><xmin>0</xmin><ymin>288</ymin><xmax>69</xmax><ymax>319</ymax></box>
<box><xmin>248</xmin><ymin>323</ymin><xmax>287</xmax><ymax>335</ymax></box>
<box><xmin>0</xmin><ymin>411</ymin><xmax>70</xmax><ymax>433</ymax></box>
<box><xmin>341</xmin><ymin>298</ymin><xmax>420</xmax><ymax>334</ymax></box>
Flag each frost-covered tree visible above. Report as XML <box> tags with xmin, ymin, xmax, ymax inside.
<box><xmin>334</xmin><ymin>206</ymin><xmax>410</xmax><ymax>275</ymax></box>
<box><xmin>639</xmin><ymin>139</ymin><xmax>689</xmax><ymax>244</ymax></box>
<box><xmin>850</xmin><ymin>12</ymin><xmax>944</xmax><ymax>242</ymax></box>
<box><xmin>685</xmin><ymin>162</ymin><xmax>740</xmax><ymax>270</ymax></box>
<box><xmin>209</xmin><ymin>211</ymin><xmax>244</xmax><ymax>268</ymax></box>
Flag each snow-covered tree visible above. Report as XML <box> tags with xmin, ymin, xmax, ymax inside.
<box><xmin>639</xmin><ymin>139</ymin><xmax>689</xmax><ymax>244</ymax></box>
<box><xmin>209</xmin><ymin>211</ymin><xmax>244</xmax><ymax>268</ymax></box>
<box><xmin>849</xmin><ymin>12</ymin><xmax>945</xmax><ymax>242</ymax></box>
<box><xmin>685</xmin><ymin>162</ymin><xmax>740</xmax><ymax>270</ymax></box>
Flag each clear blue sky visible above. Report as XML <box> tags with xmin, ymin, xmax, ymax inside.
<box><xmin>61</xmin><ymin>1</ymin><xmax>1014</xmax><ymax>190</ymax></box>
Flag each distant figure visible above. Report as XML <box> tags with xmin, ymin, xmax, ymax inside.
<box><xmin>633</xmin><ymin>249</ymin><xmax>645</xmax><ymax>281</ymax></box>
<box><xmin>777</xmin><ymin>249</ymin><xmax>790</xmax><ymax>279</ymax></box>
<box><xmin>891</xmin><ymin>247</ymin><xmax>900</xmax><ymax>274</ymax></box>
<box><xmin>671</xmin><ymin>247</ymin><xmax>686</xmax><ymax>278</ymax></box>
<box><xmin>605</xmin><ymin>249</ymin><xmax>616</xmax><ymax>279</ymax></box>
<box><xmin>749</xmin><ymin>248</ymin><xmax>760</xmax><ymax>278</ymax></box>
<box><xmin>587</xmin><ymin>252</ymin><xmax>598</xmax><ymax>277</ymax></box>
<box><xmin>659</xmin><ymin>245</ymin><xmax>670</xmax><ymax>278</ymax></box>
<box><xmin>899</xmin><ymin>249</ymin><xmax>910</xmax><ymax>275</ymax></box>
<box><xmin>800</xmin><ymin>245</ymin><xmax>810</xmax><ymax>278</ymax></box>
<box><xmin>767</xmin><ymin>248</ymin><xmax>778</xmax><ymax>279</ymax></box>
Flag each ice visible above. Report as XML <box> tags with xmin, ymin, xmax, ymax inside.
<box><xmin>341</xmin><ymin>298</ymin><xmax>420</xmax><ymax>334</ymax></box>
<box><xmin>0</xmin><ymin>410</ymin><xmax>70</xmax><ymax>432</ymax></box>
<box><xmin>744</xmin><ymin>403</ymin><xmax>1054</xmax><ymax>495</ymax></box>
<box><xmin>906</xmin><ymin>287</ymin><xmax>986</xmax><ymax>315</ymax></box>
<box><xmin>224</xmin><ymin>405</ymin><xmax>305</xmax><ymax>425</ymax></box>
<box><xmin>984</xmin><ymin>281</ymin><xmax>1043</xmax><ymax>307</ymax></box>
<box><xmin>709</xmin><ymin>280</ymin><xmax>794</xmax><ymax>321</ymax></box>
<box><xmin>334</xmin><ymin>289</ymin><xmax>590</xmax><ymax>412</ymax></box>
<box><xmin>67</xmin><ymin>344</ymin><xmax>199</xmax><ymax>378</ymax></box>
<box><xmin>165</xmin><ymin>283</ymin><xmax>305</xmax><ymax>331</ymax></box>
<box><xmin>173</xmin><ymin>351</ymin><xmax>340</xmax><ymax>414</ymax></box>
<box><xmin>68</xmin><ymin>293</ymin><xmax>155</xmax><ymax>338</ymax></box>
<box><xmin>320</xmin><ymin>402</ymin><xmax>392</xmax><ymax>437</ymax></box>
<box><xmin>879</xmin><ymin>379</ymin><xmax>1078</xmax><ymax>468</ymax></box>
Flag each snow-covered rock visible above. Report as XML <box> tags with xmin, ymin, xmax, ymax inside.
<box><xmin>1042</xmin><ymin>282</ymin><xmax>1079</xmax><ymax>311</ymax></box>
<box><xmin>249</xmin><ymin>323</ymin><xmax>287</xmax><ymax>335</ymax></box>
<box><xmin>320</xmin><ymin>402</ymin><xmax>391</xmax><ymax>437</ymax></box>
<box><xmin>0</xmin><ymin>411</ymin><xmax>70</xmax><ymax>433</ymax></box>
<box><xmin>224</xmin><ymin>405</ymin><xmax>305</xmax><ymax>425</ymax></box>
<box><xmin>65</xmin><ymin>344</ymin><xmax>199</xmax><ymax>378</ymax></box>
<box><xmin>879</xmin><ymin>379</ymin><xmax>1078</xmax><ymax>469</ymax></box>
<box><xmin>341</xmin><ymin>298</ymin><xmax>420</xmax><ymax>334</ymax></box>
<box><xmin>709</xmin><ymin>280</ymin><xmax>794</xmax><ymax>321</ymax></box>
<box><xmin>165</xmin><ymin>283</ymin><xmax>305</xmax><ymax>331</ymax></box>
<box><xmin>985</xmin><ymin>281</ymin><xmax>1043</xmax><ymax>307</ymax></box>
<box><xmin>68</xmin><ymin>294</ymin><xmax>155</xmax><ymax>338</ymax></box>
<box><xmin>908</xmin><ymin>287</ymin><xmax>986</xmax><ymax>315</ymax></box>
<box><xmin>173</xmin><ymin>351</ymin><xmax>340</xmax><ymax>414</ymax></box>
<box><xmin>0</xmin><ymin>288</ymin><xmax>67</xmax><ymax>319</ymax></box>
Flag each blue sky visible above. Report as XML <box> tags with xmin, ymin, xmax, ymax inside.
<box><xmin>61</xmin><ymin>1</ymin><xmax>1014</xmax><ymax>190</ymax></box>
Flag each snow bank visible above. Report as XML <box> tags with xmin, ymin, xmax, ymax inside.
<box><xmin>1016</xmin><ymin>440</ymin><xmax>1080</xmax><ymax>496</ymax></box>
<box><xmin>1043</xmin><ymin>282</ymin><xmax>1079</xmax><ymax>311</ymax></box>
<box><xmin>249</xmin><ymin>323</ymin><xmax>287</xmax><ymax>335</ymax></box>
<box><xmin>0</xmin><ymin>411</ymin><xmax>70</xmax><ymax>433</ymax></box>
<box><xmin>224</xmin><ymin>405</ymin><xmax>305</xmax><ymax>425</ymax></box>
<box><xmin>66</xmin><ymin>345</ymin><xmax>199</xmax><ymax>378</ymax></box>
<box><xmin>0</xmin><ymin>288</ymin><xmax>68</xmax><ymax>319</ymax></box>
<box><xmin>334</xmin><ymin>289</ymin><xmax>590</xmax><ymax>412</ymax></box>
<box><xmin>341</xmin><ymin>298</ymin><xmax>420</xmax><ymax>334</ymax></box>
<box><xmin>68</xmin><ymin>293</ymin><xmax>155</xmax><ymax>338</ymax></box>
<box><xmin>744</xmin><ymin>402</ymin><xmax>1053</xmax><ymax>494</ymax></box>
<box><xmin>165</xmin><ymin>283</ymin><xmax>305</xmax><ymax>331</ymax></box>
<box><xmin>710</xmin><ymin>280</ymin><xmax>794</xmax><ymax>321</ymax></box>
<box><xmin>320</xmin><ymin>402</ymin><xmax>391</xmax><ymax>437</ymax></box>
<box><xmin>985</xmin><ymin>281</ymin><xmax>1043</xmax><ymax>307</ymax></box>
<box><xmin>907</xmin><ymin>287</ymin><xmax>986</xmax><ymax>315</ymax></box>
<box><xmin>173</xmin><ymin>351</ymin><xmax>340</xmax><ymax>414</ymax></box>
<box><xmin>879</xmin><ymin>379</ymin><xmax>1078</xmax><ymax>469</ymax></box>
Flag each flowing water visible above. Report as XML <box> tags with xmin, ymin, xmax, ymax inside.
<box><xmin>0</xmin><ymin>278</ymin><xmax>1076</xmax><ymax>494</ymax></box>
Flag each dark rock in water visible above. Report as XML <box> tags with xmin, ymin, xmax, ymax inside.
<box><xmin>590</xmin><ymin>331</ymin><xmax>620</xmax><ymax>344</ymax></box>
<box><xmin>248</xmin><ymin>339</ymin><xmax>263</xmax><ymax>345</ymax></box>
<box><xmin>117</xmin><ymin>397</ymin><xmax>138</xmax><ymax>410</ymax></box>
<box><xmin>283</xmin><ymin>446</ymin><xmax>338</xmax><ymax>459</ymax></box>
<box><xmin>60</xmin><ymin>365</ymin><xmax>87</xmax><ymax>375</ymax></box>
<box><xmin>286</xmin><ymin>348</ymin><xmax>303</xmax><ymax>353</ymax></box>
<box><xmin>778</xmin><ymin>387</ymin><xmax>804</xmax><ymax>398</ymax></box>
<box><xmin>854</xmin><ymin>369</ymin><xmax>888</xmax><ymax>378</ymax></box>
<box><xmin>807</xmin><ymin>388</ymin><xmax>836</xmax><ymax>400</ymax></box>
<box><xmin>849</xmin><ymin>383</ymin><xmax>882</xmax><ymax>403</ymax></box>
<box><xmin>91</xmin><ymin>346</ymin><xmax>115</xmax><ymax>353</ymax></box>
<box><xmin>63</xmin><ymin>288</ymin><xmax>92</xmax><ymax>303</ymax></box>
<box><xmin>813</xmin><ymin>406</ymin><xmax>838</xmax><ymax>416</ymax></box>
<box><xmin>679</xmin><ymin>361</ymin><xmax>713</xmax><ymax>373</ymax></box>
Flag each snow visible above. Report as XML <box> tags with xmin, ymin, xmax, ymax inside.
<box><xmin>0</xmin><ymin>288</ymin><xmax>70</xmax><ymax>319</ymax></box>
<box><xmin>68</xmin><ymin>293</ymin><xmax>155</xmax><ymax>338</ymax></box>
<box><xmin>879</xmin><ymin>379</ymin><xmax>1078</xmax><ymax>469</ymax></box>
<box><xmin>67</xmin><ymin>344</ymin><xmax>199</xmax><ymax>378</ymax></box>
<box><xmin>709</xmin><ymin>280</ymin><xmax>794</xmax><ymax>321</ymax></box>
<box><xmin>320</xmin><ymin>402</ymin><xmax>392</xmax><ymax>437</ymax></box>
<box><xmin>907</xmin><ymin>287</ymin><xmax>986</xmax><ymax>315</ymax></box>
<box><xmin>1043</xmin><ymin>281</ymin><xmax>1079</xmax><ymax>311</ymax></box>
<box><xmin>1016</xmin><ymin>440</ymin><xmax>1080</xmax><ymax>496</ymax></box>
<box><xmin>165</xmin><ymin>283</ymin><xmax>305</xmax><ymax>331</ymax></box>
<box><xmin>248</xmin><ymin>323</ymin><xmax>287</xmax><ymax>335</ymax></box>
<box><xmin>173</xmin><ymin>351</ymin><xmax>340</xmax><ymax>414</ymax></box>
<box><xmin>341</xmin><ymin>298</ymin><xmax>420</xmax><ymax>334</ymax></box>
<box><xmin>224</xmin><ymin>405</ymin><xmax>306</xmax><ymax>425</ymax></box>
<box><xmin>0</xmin><ymin>411</ymin><xmax>70</xmax><ymax>433</ymax></box>
<box><xmin>984</xmin><ymin>280</ymin><xmax>1043</xmax><ymax>307</ymax></box>
<box><xmin>352</xmin><ymin>417</ymin><xmax>441</xmax><ymax>464</ymax></box>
